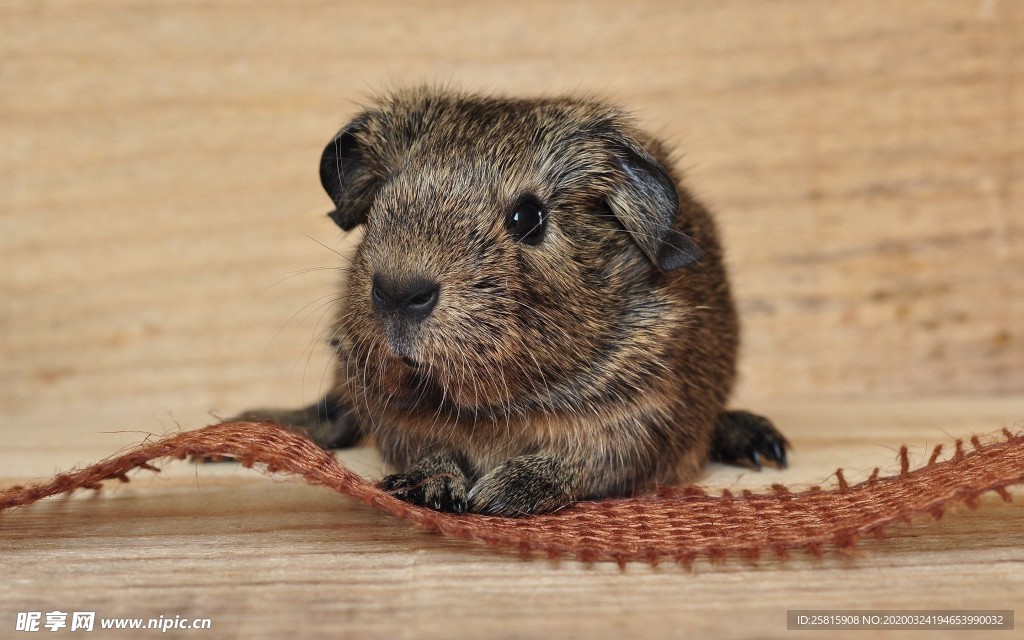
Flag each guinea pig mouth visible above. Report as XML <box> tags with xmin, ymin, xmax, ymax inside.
<box><xmin>382</xmin><ymin>321</ymin><xmax>424</xmax><ymax>362</ymax></box>
<box><xmin>372</xmin><ymin>347</ymin><xmax>512</xmax><ymax>417</ymax></box>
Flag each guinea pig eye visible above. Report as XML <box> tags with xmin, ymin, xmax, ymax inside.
<box><xmin>505</xmin><ymin>195</ymin><xmax>548</xmax><ymax>245</ymax></box>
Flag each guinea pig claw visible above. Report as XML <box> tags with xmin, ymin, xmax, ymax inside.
<box><xmin>770</xmin><ymin>441</ymin><xmax>788</xmax><ymax>469</ymax></box>
<box><xmin>379</xmin><ymin>474</ymin><xmax>415</xmax><ymax>497</ymax></box>
<box><xmin>748</xmin><ymin>447</ymin><xmax>763</xmax><ymax>471</ymax></box>
<box><xmin>379</xmin><ymin>468</ymin><xmax>469</xmax><ymax>514</ymax></box>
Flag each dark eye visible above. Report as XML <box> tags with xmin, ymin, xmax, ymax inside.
<box><xmin>505</xmin><ymin>195</ymin><xmax>548</xmax><ymax>245</ymax></box>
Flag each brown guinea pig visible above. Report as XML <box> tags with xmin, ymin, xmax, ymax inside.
<box><xmin>232</xmin><ymin>86</ymin><xmax>789</xmax><ymax>516</ymax></box>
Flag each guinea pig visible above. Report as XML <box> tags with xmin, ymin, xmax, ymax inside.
<box><xmin>231</xmin><ymin>86</ymin><xmax>789</xmax><ymax>516</ymax></box>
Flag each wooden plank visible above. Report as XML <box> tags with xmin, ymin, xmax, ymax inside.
<box><xmin>1</xmin><ymin>0</ymin><xmax>1021</xmax><ymax>417</ymax></box>
<box><xmin>2</xmin><ymin>399</ymin><xmax>1022</xmax><ymax>639</ymax></box>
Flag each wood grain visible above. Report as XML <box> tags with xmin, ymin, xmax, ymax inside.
<box><xmin>3</xmin><ymin>400</ymin><xmax>1023</xmax><ymax>639</ymax></box>
<box><xmin>1</xmin><ymin>1</ymin><xmax>1023</xmax><ymax>638</ymax></box>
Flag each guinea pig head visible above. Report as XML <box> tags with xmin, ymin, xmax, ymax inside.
<box><xmin>322</xmin><ymin>91</ymin><xmax>704</xmax><ymax>416</ymax></box>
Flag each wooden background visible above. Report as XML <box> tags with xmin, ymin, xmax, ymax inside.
<box><xmin>2</xmin><ymin>1</ymin><xmax>1022</xmax><ymax>638</ymax></box>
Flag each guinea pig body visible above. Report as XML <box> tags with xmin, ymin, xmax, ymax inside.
<box><xmin>236</xmin><ymin>87</ymin><xmax>788</xmax><ymax>516</ymax></box>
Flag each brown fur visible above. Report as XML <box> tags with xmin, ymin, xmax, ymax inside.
<box><xmin>232</xmin><ymin>87</ymin><xmax>788</xmax><ymax>516</ymax></box>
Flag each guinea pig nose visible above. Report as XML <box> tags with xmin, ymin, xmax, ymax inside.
<box><xmin>371</xmin><ymin>275</ymin><xmax>440</xmax><ymax>320</ymax></box>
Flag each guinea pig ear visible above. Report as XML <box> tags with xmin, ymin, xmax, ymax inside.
<box><xmin>606</xmin><ymin>140</ymin><xmax>704</xmax><ymax>271</ymax></box>
<box><xmin>320</xmin><ymin>115</ymin><xmax>378</xmax><ymax>231</ymax></box>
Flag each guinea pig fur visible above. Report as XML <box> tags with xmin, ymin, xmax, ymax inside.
<box><xmin>232</xmin><ymin>87</ymin><xmax>789</xmax><ymax>517</ymax></box>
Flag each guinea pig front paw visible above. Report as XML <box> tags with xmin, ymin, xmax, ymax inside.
<box><xmin>467</xmin><ymin>455</ymin><xmax>576</xmax><ymax>517</ymax></box>
<box><xmin>711</xmin><ymin>409</ymin><xmax>790</xmax><ymax>471</ymax></box>
<box><xmin>378</xmin><ymin>464</ymin><xmax>468</xmax><ymax>513</ymax></box>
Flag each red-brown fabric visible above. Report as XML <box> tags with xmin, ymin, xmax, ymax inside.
<box><xmin>2</xmin><ymin>422</ymin><xmax>1021</xmax><ymax>565</ymax></box>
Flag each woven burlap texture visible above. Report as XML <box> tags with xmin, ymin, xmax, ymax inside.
<box><xmin>2</xmin><ymin>421</ymin><xmax>1021</xmax><ymax>565</ymax></box>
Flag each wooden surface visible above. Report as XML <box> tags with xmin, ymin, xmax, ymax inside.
<box><xmin>1</xmin><ymin>1</ymin><xmax>1023</xmax><ymax>638</ymax></box>
<box><xmin>3</xmin><ymin>400</ymin><xmax>1023</xmax><ymax>640</ymax></box>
